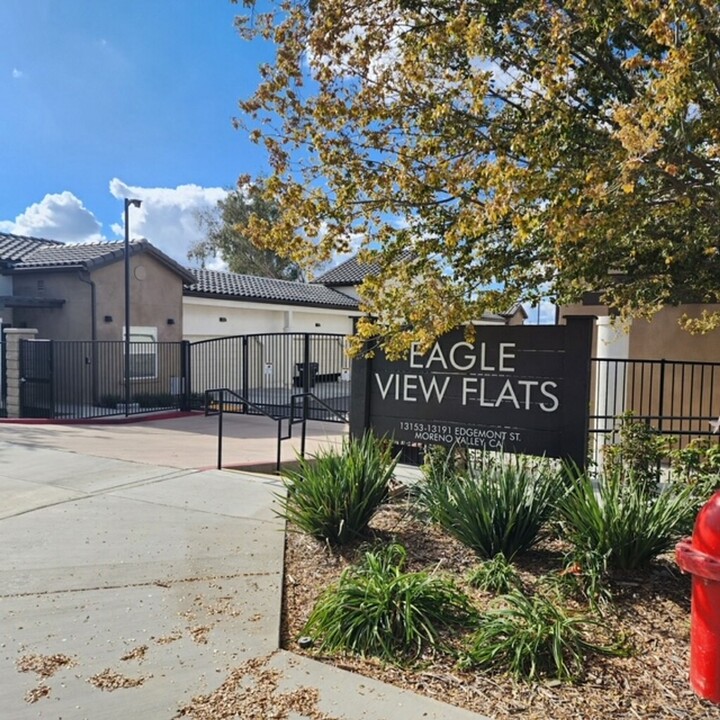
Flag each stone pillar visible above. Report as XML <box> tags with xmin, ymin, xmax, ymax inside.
<box><xmin>594</xmin><ymin>317</ymin><xmax>630</xmax><ymax>469</ymax></box>
<box><xmin>4</xmin><ymin>328</ymin><xmax>38</xmax><ymax>418</ymax></box>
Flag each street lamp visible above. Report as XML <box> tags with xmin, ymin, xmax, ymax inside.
<box><xmin>124</xmin><ymin>198</ymin><xmax>142</xmax><ymax>416</ymax></box>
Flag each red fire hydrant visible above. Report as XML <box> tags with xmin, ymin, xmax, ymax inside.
<box><xmin>676</xmin><ymin>490</ymin><xmax>720</xmax><ymax>704</ymax></box>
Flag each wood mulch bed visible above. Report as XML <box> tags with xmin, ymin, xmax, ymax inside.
<box><xmin>281</xmin><ymin>498</ymin><xmax>720</xmax><ymax>720</ymax></box>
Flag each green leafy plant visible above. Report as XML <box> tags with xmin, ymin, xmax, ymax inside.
<box><xmin>541</xmin><ymin>548</ymin><xmax>614</xmax><ymax>609</ymax></box>
<box><xmin>468</xmin><ymin>553</ymin><xmax>522</xmax><ymax>594</ymax></box>
<box><xmin>603</xmin><ymin>413</ymin><xmax>670</xmax><ymax>494</ymax></box>
<box><xmin>667</xmin><ymin>438</ymin><xmax>720</xmax><ymax>533</ymax></box>
<box><xmin>417</xmin><ymin>453</ymin><xmax>564</xmax><ymax>559</ymax></box>
<box><xmin>670</xmin><ymin>438</ymin><xmax>720</xmax><ymax>486</ymax></box>
<box><xmin>421</xmin><ymin>444</ymin><xmax>462</xmax><ymax>483</ymax></box>
<box><xmin>303</xmin><ymin>544</ymin><xmax>477</xmax><ymax>661</ymax></box>
<box><xmin>277</xmin><ymin>433</ymin><xmax>397</xmax><ymax>544</ymax></box>
<box><xmin>461</xmin><ymin>589</ymin><xmax>627</xmax><ymax>681</ymax></box>
<box><xmin>557</xmin><ymin>468</ymin><xmax>697</xmax><ymax>571</ymax></box>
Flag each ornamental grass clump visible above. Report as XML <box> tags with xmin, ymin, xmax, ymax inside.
<box><xmin>461</xmin><ymin>589</ymin><xmax>628</xmax><ymax>682</ymax></box>
<box><xmin>417</xmin><ymin>453</ymin><xmax>564</xmax><ymax>559</ymax></box>
<box><xmin>557</xmin><ymin>467</ymin><xmax>697</xmax><ymax>571</ymax></box>
<box><xmin>467</xmin><ymin>553</ymin><xmax>522</xmax><ymax>594</ymax></box>
<box><xmin>303</xmin><ymin>544</ymin><xmax>477</xmax><ymax>661</ymax></box>
<box><xmin>277</xmin><ymin>434</ymin><xmax>397</xmax><ymax>545</ymax></box>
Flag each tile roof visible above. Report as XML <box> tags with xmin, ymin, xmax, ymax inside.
<box><xmin>1</xmin><ymin>235</ymin><xmax>195</xmax><ymax>283</ymax></box>
<box><xmin>13</xmin><ymin>241</ymin><xmax>129</xmax><ymax>268</ymax></box>
<box><xmin>313</xmin><ymin>250</ymin><xmax>414</xmax><ymax>286</ymax></box>
<box><xmin>0</xmin><ymin>232</ymin><xmax>63</xmax><ymax>263</ymax></box>
<box><xmin>186</xmin><ymin>268</ymin><xmax>359</xmax><ymax>310</ymax></box>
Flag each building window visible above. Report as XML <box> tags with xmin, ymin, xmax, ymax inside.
<box><xmin>123</xmin><ymin>326</ymin><xmax>157</xmax><ymax>379</ymax></box>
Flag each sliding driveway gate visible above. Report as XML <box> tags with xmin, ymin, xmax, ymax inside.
<box><xmin>188</xmin><ymin>333</ymin><xmax>351</xmax><ymax>422</ymax></box>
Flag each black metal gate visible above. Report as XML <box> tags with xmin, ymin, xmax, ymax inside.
<box><xmin>189</xmin><ymin>333</ymin><xmax>351</xmax><ymax>422</ymax></box>
<box><xmin>20</xmin><ymin>339</ymin><xmax>55</xmax><ymax>418</ymax></box>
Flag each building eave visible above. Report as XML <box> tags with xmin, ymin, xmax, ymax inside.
<box><xmin>183</xmin><ymin>289</ymin><xmax>359</xmax><ymax>312</ymax></box>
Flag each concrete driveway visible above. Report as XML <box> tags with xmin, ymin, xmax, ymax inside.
<box><xmin>0</xmin><ymin>411</ymin><xmax>347</xmax><ymax>470</ymax></box>
<box><xmin>0</xmin><ymin>418</ymin><xmax>485</xmax><ymax>720</ymax></box>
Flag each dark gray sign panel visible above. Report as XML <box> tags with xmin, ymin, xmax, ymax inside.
<box><xmin>350</xmin><ymin>318</ymin><xmax>593</xmax><ymax>467</ymax></box>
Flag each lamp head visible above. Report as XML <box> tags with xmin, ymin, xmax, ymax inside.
<box><xmin>125</xmin><ymin>198</ymin><xmax>142</xmax><ymax>209</ymax></box>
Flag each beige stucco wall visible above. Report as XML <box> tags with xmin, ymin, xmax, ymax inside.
<box><xmin>11</xmin><ymin>253</ymin><xmax>184</xmax><ymax>343</ymax></box>
<box><xmin>182</xmin><ymin>296</ymin><xmax>357</xmax><ymax>342</ymax></box>
<box><xmin>10</xmin><ymin>256</ymin><xmax>185</xmax><ymax>406</ymax></box>
<box><xmin>628</xmin><ymin>305</ymin><xmax>720</xmax><ymax>362</ymax></box>
<box><xmin>559</xmin><ymin>303</ymin><xmax>720</xmax><ymax>361</ymax></box>
<box><xmin>93</xmin><ymin>254</ymin><xmax>184</xmax><ymax>343</ymax></box>
<box><xmin>13</xmin><ymin>271</ymin><xmax>94</xmax><ymax>340</ymax></box>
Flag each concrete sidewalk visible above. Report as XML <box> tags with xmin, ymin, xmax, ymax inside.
<box><xmin>0</xmin><ymin>424</ymin><xmax>485</xmax><ymax>719</ymax></box>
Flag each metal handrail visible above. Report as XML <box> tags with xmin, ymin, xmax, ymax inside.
<box><xmin>289</xmin><ymin>392</ymin><xmax>349</xmax><ymax>458</ymax></box>
<box><xmin>205</xmin><ymin>387</ymin><xmax>349</xmax><ymax>473</ymax></box>
<box><xmin>205</xmin><ymin>387</ymin><xmax>290</xmax><ymax>471</ymax></box>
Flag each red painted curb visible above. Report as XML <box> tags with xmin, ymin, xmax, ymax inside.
<box><xmin>0</xmin><ymin>410</ymin><xmax>201</xmax><ymax>426</ymax></box>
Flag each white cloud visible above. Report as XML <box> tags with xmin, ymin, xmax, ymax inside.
<box><xmin>108</xmin><ymin>178</ymin><xmax>227</xmax><ymax>266</ymax></box>
<box><xmin>0</xmin><ymin>191</ymin><xmax>103</xmax><ymax>242</ymax></box>
<box><xmin>12</xmin><ymin>68</ymin><xmax>24</xmax><ymax>79</ymax></box>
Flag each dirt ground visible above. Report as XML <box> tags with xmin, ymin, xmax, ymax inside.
<box><xmin>281</xmin><ymin>500</ymin><xmax>720</xmax><ymax>720</ymax></box>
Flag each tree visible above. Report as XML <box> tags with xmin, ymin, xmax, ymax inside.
<box><xmin>235</xmin><ymin>0</ymin><xmax>720</xmax><ymax>355</ymax></box>
<box><xmin>190</xmin><ymin>181</ymin><xmax>303</xmax><ymax>280</ymax></box>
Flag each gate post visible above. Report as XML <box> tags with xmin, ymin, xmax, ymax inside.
<box><xmin>4</xmin><ymin>328</ymin><xmax>38</xmax><ymax>418</ymax></box>
<box><xmin>180</xmin><ymin>340</ymin><xmax>191</xmax><ymax>411</ymax></box>
<box><xmin>349</xmin><ymin>342</ymin><xmax>372</xmax><ymax>440</ymax></box>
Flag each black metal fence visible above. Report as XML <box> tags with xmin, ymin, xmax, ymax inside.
<box><xmin>19</xmin><ymin>339</ymin><xmax>188</xmax><ymax>419</ymax></box>
<box><xmin>589</xmin><ymin>357</ymin><xmax>720</xmax><ymax>462</ymax></box>
<box><xmin>15</xmin><ymin>332</ymin><xmax>716</xmax><ymax>466</ymax></box>
<box><xmin>14</xmin><ymin>333</ymin><xmax>352</xmax><ymax>422</ymax></box>
<box><xmin>188</xmin><ymin>333</ymin><xmax>351</xmax><ymax>422</ymax></box>
<box><xmin>0</xmin><ymin>339</ymin><xmax>6</xmax><ymax>417</ymax></box>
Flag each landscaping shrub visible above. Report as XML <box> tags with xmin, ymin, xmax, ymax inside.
<box><xmin>277</xmin><ymin>433</ymin><xmax>397</xmax><ymax>544</ymax></box>
<box><xmin>421</xmin><ymin>444</ymin><xmax>461</xmax><ymax>484</ymax></box>
<box><xmin>133</xmin><ymin>392</ymin><xmax>178</xmax><ymax>408</ymax></box>
<box><xmin>670</xmin><ymin>438</ymin><xmax>720</xmax><ymax>489</ymax></box>
<box><xmin>541</xmin><ymin>548</ymin><xmax>614</xmax><ymax>609</ymax></box>
<box><xmin>557</xmin><ymin>468</ymin><xmax>697</xmax><ymax>571</ymax></box>
<box><xmin>467</xmin><ymin>553</ymin><xmax>522</xmax><ymax>594</ymax></box>
<box><xmin>603</xmin><ymin>413</ymin><xmax>669</xmax><ymax>494</ymax></box>
<box><xmin>98</xmin><ymin>394</ymin><xmax>122</xmax><ymax>409</ymax></box>
<box><xmin>416</xmin><ymin>453</ymin><xmax>564</xmax><ymax>559</ymax></box>
<box><xmin>461</xmin><ymin>589</ymin><xmax>628</xmax><ymax>681</ymax></box>
<box><xmin>303</xmin><ymin>543</ymin><xmax>477</xmax><ymax>661</ymax></box>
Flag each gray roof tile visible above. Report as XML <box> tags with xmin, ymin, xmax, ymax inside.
<box><xmin>186</xmin><ymin>269</ymin><xmax>359</xmax><ymax>310</ymax></box>
<box><xmin>313</xmin><ymin>250</ymin><xmax>414</xmax><ymax>286</ymax></box>
<box><xmin>1</xmin><ymin>235</ymin><xmax>195</xmax><ymax>283</ymax></box>
<box><xmin>0</xmin><ymin>232</ymin><xmax>63</xmax><ymax>263</ymax></box>
<box><xmin>14</xmin><ymin>241</ymin><xmax>128</xmax><ymax>268</ymax></box>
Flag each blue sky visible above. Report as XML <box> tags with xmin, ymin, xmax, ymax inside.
<box><xmin>0</xmin><ymin>1</ymin><xmax>554</xmax><ymax>321</ymax></box>
<box><xmin>0</xmin><ymin>0</ymin><xmax>274</xmax><ymax>266</ymax></box>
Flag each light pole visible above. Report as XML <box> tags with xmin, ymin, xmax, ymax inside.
<box><xmin>124</xmin><ymin>198</ymin><xmax>142</xmax><ymax>416</ymax></box>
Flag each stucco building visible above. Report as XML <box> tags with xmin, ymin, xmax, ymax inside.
<box><xmin>0</xmin><ymin>232</ymin><xmax>193</xmax><ymax>343</ymax></box>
